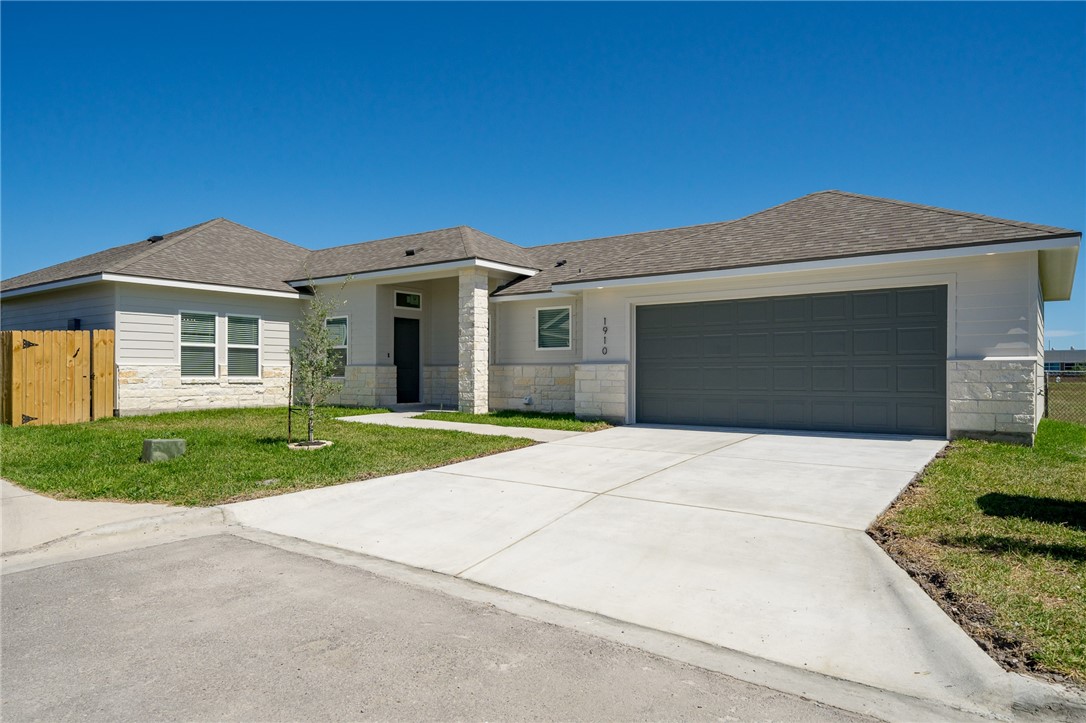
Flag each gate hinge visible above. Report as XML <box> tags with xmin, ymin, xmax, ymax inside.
<box><xmin>22</xmin><ymin>339</ymin><xmax>38</xmax><ymax>349</ymax></box>
<box><xmin>21</xmin><ymin>414</ymin><xmax>37</xmax><ymax>424</ymax></box>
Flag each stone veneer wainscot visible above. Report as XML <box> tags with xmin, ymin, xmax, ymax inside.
<box><xmin>490</xmin><ymin>364</ymin><xmax>575</xmax><ymax>414</ymax></box>
<box><xmin>328</xmin><ymin>365</ymin><xmax>397</xmax><ymax>408</ymax></box>
<box><xmin>947</xmin><ymin>360</ymin><xmax>1040</xmax><ymax>444</ymax></box>
<box><xmin>575</xmin><ymin>362</ymin><xmax>628</xmax><ymax>423</ymax></box>
<box><xmin>117</xmin><ymin>365</ymin><xmax>289</xmax><ymax>415</ymax></box>
<box><xmin>423</xmin><ymin>365</ymin><xmax>458</xmax><ymax>408</ymax></box>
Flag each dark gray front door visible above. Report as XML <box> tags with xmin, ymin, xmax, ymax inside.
<box><xmin>635</xmin><ymin>286</ymin><xmax>947</xmax><ymax>435</ymax></box>
<box><xmin>394</xmin><ymin>317</ymin><xmax>420</xmax><ymax>403</ymax></box>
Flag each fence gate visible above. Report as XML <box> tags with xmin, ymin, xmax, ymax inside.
<box><xmin>0</xmin><ymin>330</ymin><xmax>115</xmax><ymax>427</ymax></box>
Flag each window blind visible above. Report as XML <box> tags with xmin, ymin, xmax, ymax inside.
<box><xmin>537</xmin><ymin>308</ymin><xmax>571</xmax><ymax>349</ymax></box>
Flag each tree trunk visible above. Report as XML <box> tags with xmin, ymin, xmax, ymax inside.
<box><xmin>307</xmin><ymin>406</ymin><xmax>316</xmax><ymax>443</ymax></box>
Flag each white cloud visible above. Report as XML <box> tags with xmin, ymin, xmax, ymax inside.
<box><xmin>1046</xmin><ymin>330</ymin><xmax>1083</xmax><ymax>338</ymax></box>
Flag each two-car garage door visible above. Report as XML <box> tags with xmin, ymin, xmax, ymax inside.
<box><xmin>635</xmin><ymin>286</ymin><xmax>947</xmax><ymax>436</ymax></box>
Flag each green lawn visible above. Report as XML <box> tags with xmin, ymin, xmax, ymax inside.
<box><xmin>874</xmin><ymin>419</ymin><xmax>1086</xmax><ymax>682</ymax></box>
<box><xmin>413</xmin><ymin>409</ymin><xmax>611</xmax><ymax>432</ymax></box>
<box><xmin>0</xmin><ymin>407</ymin><xmax>534</xmax><ymax>506</ymax></box>
<box><xmin>1046</xmin><ymin>379</ymin><xmax>1086</xmax><ymax>425</ymax></box>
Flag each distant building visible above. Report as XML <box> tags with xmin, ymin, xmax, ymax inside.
<box><xmin>1045</xmin><ymin>348</ymin><xmax>1086</xmax><ymax>372</ymax></box>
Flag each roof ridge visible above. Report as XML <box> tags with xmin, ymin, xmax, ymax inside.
<box><xmin>823</xmin><ymin>190</ymin><xmax>1068</xmax><ymax>234</ymax></box>
<box><xmin>457</xmin><ymin>225</ymin><xmax>473</xmax><ymax>256</ymax></box>
<box><xmin>109</xmin><ymin>217</ymin><xmax>225</xmax><ymax>274</ymax></box>
<box><xmin>218</xmin><ymin>219</ymin><xmax>313</xmax><ymax>252</ymax></box>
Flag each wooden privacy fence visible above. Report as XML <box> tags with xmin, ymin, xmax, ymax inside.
<box><xmin>1</xmin><ymin>330</ymin><xmax>115</xmax><ymax>427</ymax></box>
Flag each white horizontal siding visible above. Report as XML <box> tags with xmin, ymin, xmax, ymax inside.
<box><xmin>116</xmin><ymin>285</ymin><xmax>301</xmax><ymax>366</ymax></box>
<box><xmin>1</xmin><ymin>283</ymin><xmax>116</xmax><ymax>330</ymax></box>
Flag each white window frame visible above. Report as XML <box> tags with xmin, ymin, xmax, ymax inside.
<box><xmin>179</xmin><ymin>309</ymin><xmax>219</xmax><ymax>379</ymax></box>
<box><xmin>536</xmin><ymin>305</ymin><xmax>572</xmax><ymax>351</ymax></box>
<box><xmin>226</xmin><ymin>314</ymin><xmax>261</xmax><ymax>379</ymax></box>
<box><xmin>394</xmin><ymin>289</ymin><xmax>423</xmax><ymax>310</ymax></box>
<box><xmin>326</xmin><ymin>315</ymin><xmax>349</xmax><ymax>378</ymax></box>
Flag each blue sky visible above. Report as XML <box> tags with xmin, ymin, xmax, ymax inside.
<box><xmin>3</xmin><ymin>2</ymin><xmax>1084</xmax><ymax>347</ymax></box>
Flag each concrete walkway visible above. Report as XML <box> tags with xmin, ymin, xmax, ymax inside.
<box><xmin>226</xmin><ymin>425</ymin><xmax>1069</xmax><ymax>717</ymax></box>
<box><xmin>337</xmin><ymin>411</ymin><xmax>584</xmax><ymax>443</ymax></box>
<box><xmin>1</xmin><ymin>479</ymin><xmax>174</xmax><ymax>554</ymax></box>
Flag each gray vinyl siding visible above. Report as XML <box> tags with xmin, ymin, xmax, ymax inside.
<box><xmin>115</xmin><ymin>285</ymin><xmax>300</xmax><ymax>367</ymax></box>
<box><xmin>494</xmin><ymin>297</ymin><xmax>581</xmax><ymax>364</ymax></box>
<box><xmin>1</xmin><ymin>283</ymin><xmax>116</xmax><ymax>331</ymax></box>
<box><xmin>323</xmin><ymin>277</ymin><xmax>459</xmax><ymax>370</ymax></box>
<box><xmin>428</xmin><ymin>277</ymin><xmax>458</xmax><ymax>365</ymax></box>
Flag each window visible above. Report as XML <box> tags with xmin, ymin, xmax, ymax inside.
<box><xmin>227</xmin><ymin>315</ymin><xmax>260</xmax><ymax>377</ymax></box>
<box><xmin>326</xmin><ymin>316</ymin><xmax>348</xmax><ymax>377</ymax></box>
<box><xmin>395</xmin><ymin>291</ymin><xmax>422</xmax><ymax>310</ymax></box>
<box><xmin>537</xmin><ymin>306</ymin><xmax>571</xmax><ymax>350</ymax></box>
<box><xmin>180</xmin><ymin>312</ymin><xmax>217</xmax><ymax>377</ymax></box>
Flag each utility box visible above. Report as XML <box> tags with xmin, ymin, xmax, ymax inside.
<box><xmin>142</xmin><ymin>438</ymin><xmax>186</xmax><ymax>463</ymax></box>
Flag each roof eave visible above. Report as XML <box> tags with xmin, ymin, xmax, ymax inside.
<box><xmin>1039</xmin><ymin>238</ymin><xmax>1080</xmax><ymax>301</ymax></box>
<box><xmin>292</xmin><ymin>257</ymin><xmax>539</xmax><ymax>286</ymax></box>
<box><xmin>1</xmin><ymin>272</ymin><xmax>303</xmax><ymax>300</ymax></box>
<box><xmin>1</xmin><ymin>273</ymin><xmax>106</xmax><ymax>298</ymax></box>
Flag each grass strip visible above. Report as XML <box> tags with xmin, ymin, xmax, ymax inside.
<box><xmin>1</xmin><ymin>406</ymin><xmax>533</xmax><ymax>506</ymax></box>
<box><xmin>873</xmin><ymin>419</ymin><xmax>1086</xmax><ymax>682</ymax></box>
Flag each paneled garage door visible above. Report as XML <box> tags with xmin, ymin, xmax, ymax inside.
<box><xmin>635</xmin><ymin>286</ymin><xmax>947</xmax><ymax>435</ymax></box>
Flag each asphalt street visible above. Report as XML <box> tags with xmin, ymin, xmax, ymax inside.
<box><xmin>1</xmin><ymin>534</ymin><xmax>870</xmax><ymax>722</ymax></box>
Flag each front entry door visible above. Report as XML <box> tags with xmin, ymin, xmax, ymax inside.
<box><xmin>394</xmin><ymin>317</ymin><xmax>421</xmax><ymax>403</ymax></box>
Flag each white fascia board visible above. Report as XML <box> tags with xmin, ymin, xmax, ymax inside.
<box><xmin>1</xmin><ymin>274</ymin><xmax>106</xmax><ymax>298</ymax></box>
<box><xmin>294</xmin><ymin>258</ymin><xmax>539</xmax><ymax>287</ymax></box>
<box><xmin>490</xmin><ymin>291</ymin><xmax>577</xmax><ymax>303</ymax></box>
<box><xmin>555</xmin><ymin>236</ymin><xmax>1082</xmax><ymax>292</ymax></box>
<box><xmin>102</xmin><ymin>274</ymin><xmax>303</xmax><ymax>299</ymax></box>
<box><xmin>476</xmin><ymin>259</ymin><xmax>539</xmax><ymax>276</ymax></box>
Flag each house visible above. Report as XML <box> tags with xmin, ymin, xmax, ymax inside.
<box><xmin>2</xmin><ymin>191</ymin><xmax>1079</xmax><ymax>443</ymax></box>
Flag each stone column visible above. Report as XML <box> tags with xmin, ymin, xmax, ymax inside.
<box><xmin>458</xmin><ymin>267</ymin><xmax>489</xmax><ymax>413</ymax></box>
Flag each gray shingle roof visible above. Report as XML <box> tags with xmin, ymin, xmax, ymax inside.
<box><xmin>494</xmin><ymin>190</ymin><xmax>1078</xmax><ymax>295</ymax></box>
<box><xmin>495</xmin><ymin>221</ymin><xmax>725</xmax><ymax>296</ymax></box>
<box><xmin>292</xmin><ymin>226</ymin><xmax>536</xmax><ymax>282</ymax></box>
<box><xmin>4</xmin><ymin>191</ymin><xmax>1076</xmax><ymax>298</ymax></box>
<box><xmin>2</xmin><ymin>219</ymin><xmax>311</xmax><ymax>294</ymax></box>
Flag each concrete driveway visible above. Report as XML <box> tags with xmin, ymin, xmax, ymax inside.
<box><xmin>228</xmin><ymin>425</ymin><xmax>1019</xmax><ymax>712</ymax></box>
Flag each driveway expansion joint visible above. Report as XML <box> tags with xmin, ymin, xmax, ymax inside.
<box><xmin>605</xmin><ymin>492</ymin><xmax>870</xmax><ymax>532</ymax></box>
<box><xmin>453</xmin><ymin>432</ymin><xmax>764</xmax><ymax>576</ymax></box>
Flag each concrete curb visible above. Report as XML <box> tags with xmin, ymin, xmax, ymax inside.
<box><xmin>1</xmin><ymin>508</ymin><xmax>229</xmax><ymax>574</ymax></box>
<box><xmin>7</xmin><ymin>506</ymin><xmax>1085</xmax><ymax>722</ymax></box>
<box><xmin>228</xmin><ymin>525</ymin><xmax>1086</xmax><ymax>723</ymax></box>
<box><xmin>1005</xmin><ymin>674</ymin><xmax>1086</xmax><ymax>722</ymax></box>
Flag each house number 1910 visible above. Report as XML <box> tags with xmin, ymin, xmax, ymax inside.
<box><xmin>602</xmin><ymin>317</ymin><xmax>608</xmax><ymax>355</ymax></box>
